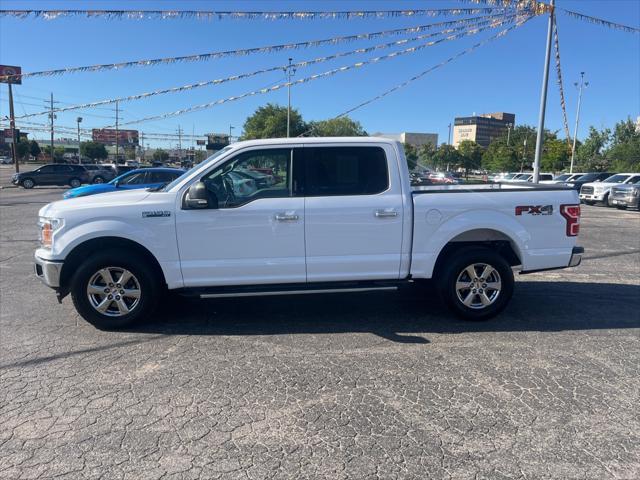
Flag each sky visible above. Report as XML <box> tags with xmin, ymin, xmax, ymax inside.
<box><xmin>0</xmin><ymin>0</ymin><xmax>638</xmax><ymax>149</ymax></box>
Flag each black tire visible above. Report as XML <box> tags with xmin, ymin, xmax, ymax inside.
<box><xmin>582</xmin><ymin>200</ymin><xmax>594</xmax><ymax>206</ymax></box>
<box><xmin>21</xmin><ymin>178</ymin><xmax>35</xmax><ymax>189</ymax></box>
<box><xmin>605</xmin><ymin>193</ymin><xmax>614</xmax><ymax>207</ymax></box>
<box><xmin>437</xmin><ymin>247</ymin><xmax>514</xmax><ymax>321</ymax></box>
<box><xmin>92</xmin><ymin>176</ymin><xmax>105</xmax><ymax>184</ymax></box>
<box><xmin>70</xmin><ymin>249</ymin><xmax>160</xmax><ymax>329</ymax></box>
<box><xmin>69</xmin><ymin>177</ymin><xmax>82</xmax><ymax>188</ymax></box>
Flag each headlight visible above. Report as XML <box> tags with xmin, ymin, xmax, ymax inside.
<box><xmin>632</xmin><ymin>188</ymin><xmax>639</xmax><ymax>196</ymax></box>
<box><xmin>38</xmin><ymin>217</ymin><xmax>63</xmax><ymax>249</ymax></box>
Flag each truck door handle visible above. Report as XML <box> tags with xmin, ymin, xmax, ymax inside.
<box><xmin>375</xmin><ymin>209</ymin><xmax>398</xmax><ymax>218</ymax></box>
<box><xmin>275</xmin><ymin>213</ymin><xmax>299</xmax><ymax>222</ymax></box>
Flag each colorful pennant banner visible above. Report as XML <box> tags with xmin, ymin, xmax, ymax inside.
<box><xmin>335</xmin><ymin>16</ymin><xmax>532</xmax><ymax>119</ymax></box>
<box><xmin>8</xmin><ymin>15</ymin><xmax>516</xmax><ymax>120</ymax></box>
<box><xmin>552</xmin><ymin>21</ymin><xmax>573</xmax><ymax>147</ymax></box>
<box><xmin>110</xmin><ymin>16</ymin><xmax>529</xmax><ymax>127</ymax></box>
<box><xmin>559</xmin><ymin>8</ymin><xmax>640</xmax><ymax>34</ymax></box>
<box><xmin>0</xmin><ymin>7</ymin><xmax>514</xmax><ymax>21</ymax></box>
<box><xmin>0</xmin><ymin>13</ymin><xmax>509</xmax><ymax>82</ymax></box>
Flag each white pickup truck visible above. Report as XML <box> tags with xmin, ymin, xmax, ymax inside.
<box><xmin>35</xmin><ymin>137</ymin><xmax>583</xmax><ymax>329</ymax></box>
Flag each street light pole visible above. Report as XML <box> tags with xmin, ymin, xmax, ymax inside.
<box><xmin>7</xmin><ymin>82</ymin><xmax>19</xmax><ymax>173</ymax></box>
<box><xmin>285</xmin><ymin>58</ymin><xmax>295</xmax><ymax>138</ymax></box>
<box><xmin>229</xmin><ymin>125</ymin><xmax>234</xmax><ymax>143</ymax></box>
<box><xmin>533</xmin><ymin>0</ymin><xmax>555</xmax><ymax>183</ymax></box>
<box><xmin>506</xmin><ymin>122</ymin><xmax>513</xmax><ymax>146</ymax></box>
<box><xmin>49</xmin><ymin>93</ymin><xmax>55</xmax><ymax>163</ymax></box>
<box><xmin>76</xmin><ymin>117</ymin><xmax>82</xmax><ymax>164</ymax></box>
<box><xmin>447</xmin><ymin>123</ymin><xmax>452</xmax><ymax>145</ymax></box>
<box><xmin>569</xmin><ymin>72</ymin><xmax>588</xmax><ymax>174</ymax></box>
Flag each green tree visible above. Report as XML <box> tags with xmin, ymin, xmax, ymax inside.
<box><xmin>307</xmin><ymin>116</ymin><xmax>367</xmax><ymax>137</ymax></box>
<box><xmin>575</xmin><ymin>126</ymin><xmax>611</xmax><ymax>171</ymax></box>
<box><xmin>241</xmin><ymin>103</ymin><xmax>307</xmax><ymax>139</ymax></box>
<box><xmin>541</xmin><ymin>139</ymin><xmax>571</xmax><ymax>172</ymax></box>
<box><xmin>80</xmin><ymin>141</ymin><xmax>108</xmax><ymax>161</ymax></box>
<box><xmin>43</xmin><ymin>145</ymin><xmax>66</xmax><ymax>162</ymax></box>
<box><xmin>16</xmin><ymin>139</ymin><xmax>30</xmax><ymax>160</ymax></box>
<box><xmin>152</xmin><ymin>149</ymin><xmax>169</xmax><ymax>162</ymax></box>
<box><xmin>125</xmin><ymin>148</ymin><xmax>137</xmax><ymax>160</ymax></box>
<box><xmin>482</xmin><ymin>143</ymin><xmax>519</xmax><ymax>172</ymax></box>
<box><xmin>403</xmin><ymin>143</ymin><xmax>419</xmax><ymax>170</ymax></box>
<box><xmin>433</xmin><ymin>144</ymin><xmax>462</xmax><ymax>171</ymax></box>
<box><xmin>607</xmin><ymin>119</ymin><xmax>640</xmax><ymax>172</ymax></box>
<box><xmin>29</xmin><ymin>140</ymin><xmax>41</xmax><ymax>159</ymax></box>
<box><xmin>457</xmin><ymin>140</ymin><xmax>483</xmax><ymax>178</ymax></box>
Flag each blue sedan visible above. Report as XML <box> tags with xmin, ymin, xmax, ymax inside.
<box><xmin>63</xmin><ymin>167</ymin><xmax>185</xmax><ymax>199</ymax></box>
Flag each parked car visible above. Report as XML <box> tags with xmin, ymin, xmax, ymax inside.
<box><xmin>610</xmin><ymin>180</ymin><xmax>640</xmax><ymax>210</ymax></box>
<box><xmin>579</xmin><ymin>173</ymin><xmax>640</xmax><ymax>206</ymax></box>
<box><xmin>507</xmin><ymin>173</ymin><xmax>554</xmax><ymax>183</ymax></box>
<box><xmin>34</xmin><ymin>137</ymin><xmax>583</xmax><ymax>329</ymax></box>
<box><xmin>428</xmin><ymin>172</ymin><xmax>458</xmax><ymax>184</ymax></box>
<box><xmin>0</xmin><ymin>156</ymin><xmax>13</xmax><ymax>164</ymax></box>
<box><xmin>81</xmin><ymin>164</ymin><xmax>117</xmax><ymax>184</ymax></box>
<box><xmin>548</xmin><ymin>173</ymin><xmax>584</xmax><ymax>184</ymax></box>
<box><xmin>102</xmin><ymin>163</ymin><xmax>138</xmax><ymax>176</ymax></box>
<box><xmin>563</xmin><ymin>172</ymin><xmax>614</xmax><ymax>191</ymax></box>
<box><xmin>12</xmin><ymin>164</ymin><xmax>91</xmax><ymax>189</ymax></box>
<box><xmin>235</xmin><ymin>168</ymin><xmax>275</xmax><ymax>188</ymax></box>
<box><xmin>63</xmin><ymin>167</ymin><xmax>185</xmax><ymax>199</ymax></box>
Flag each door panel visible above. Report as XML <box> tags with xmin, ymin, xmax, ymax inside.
<box><xmin>303</xmin><ymin>145</ymin><xmax>404</xmax><ymax>282</ymax></box>
<box><xmin>176</xmin><ymin>146</ymin><xmax>306</xmax><ymax>287</ymax></box>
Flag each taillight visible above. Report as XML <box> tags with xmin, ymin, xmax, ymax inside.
<box><xmin>560</xmin><ymin>204</ymin><xmax>580</xmax><ymax>236</ymax></box>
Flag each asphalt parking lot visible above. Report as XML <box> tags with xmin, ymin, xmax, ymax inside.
<box><xmin>1</xmin><ymin>171</ymin><xmax>639</xmax><ymax>479</ymax></box>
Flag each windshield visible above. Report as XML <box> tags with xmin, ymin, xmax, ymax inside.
<box><xmin>502</xmin><ymin>173</ymin><xmax>517</xmax><ymax>180</ymax></box>
<box><xmin>162</xmin><ymin>147</ymin><xmax>233</xmax><ymax>191</ymax></box>
<box><xmin>555</xmin><ymin>174</ymin><xmax>573</xmax><ymax>181</ymax></box>
<box><xmin>603</xmin><ymin>174</ymin><xmax>631</xmax><ymax>183</ymax></box>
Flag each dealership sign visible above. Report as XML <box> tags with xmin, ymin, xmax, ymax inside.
<box><xmin>0</xmin><ymin>65</ymin><xmax>22</xmax><ymax>85</ymax></box>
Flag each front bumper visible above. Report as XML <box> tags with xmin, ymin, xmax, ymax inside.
<box><xmin>611</xmin><ymin>196</ymin><xmax>639</xmax><ymax>208</ymax></box>
<box><xmin>579</xmin><ymin>192</ymin><xmax>605</xmax><ymax>202</ymax></box>
<box><xmin>568</xmin><ymin>246</ymin><xmax>584</xmax><ymax>268</ymax></box>
<box><xmin>34</xmin><ymin>255</ymin><xmax>63</xmax><ymax>288</ymax></box>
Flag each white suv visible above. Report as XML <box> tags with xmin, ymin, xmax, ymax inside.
<box><xmin>579</xmin><ymin>173</ymin><xmax>640</xmax><ymax>206</ymax></box>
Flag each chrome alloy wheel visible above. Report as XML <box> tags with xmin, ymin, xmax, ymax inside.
<box><xmin>86</xmin><ymin>267</ymin><xmax>141</xmax><ymax>317</ymax></box>
<box><xmin>455</xmin><ymin>263</ymin><xmax>502</xmax><ymax>310</ymax></box>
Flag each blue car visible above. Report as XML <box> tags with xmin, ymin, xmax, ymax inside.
<box><xmin>63</xmin><ymin>167</ymin><xmax>185</xmax><ymax>199</ymax></box>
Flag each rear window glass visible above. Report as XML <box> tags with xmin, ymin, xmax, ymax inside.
<box><xmin>304</xmin><ymin>147</ymin><xmax>388</xmax><ymax>196</ymax></box>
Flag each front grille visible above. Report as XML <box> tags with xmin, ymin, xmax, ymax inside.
<box><xmin>612</xmin><ymin>188</ymin><xmax>629</xmax><ymax>199</ymax></box>
<box><xmin>581</xmin><ymin>186</ymin><xmax>594</xmax><ymax>195</ymax></box>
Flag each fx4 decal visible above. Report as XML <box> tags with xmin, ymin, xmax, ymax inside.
<box><xmin>142</xmin><ymin>211</ymin><xmax>171</xmax><ymax>218</ymax></box>
<box><xmin>515</xmin><ymin>205</ymin><xmax>553</xmax><ymax>216</ymax></box>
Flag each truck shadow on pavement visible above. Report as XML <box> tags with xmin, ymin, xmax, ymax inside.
<box><xmin>130</xmin><ymin>281</ymin><xmax>640</xmax><ymax>343</ymax></box>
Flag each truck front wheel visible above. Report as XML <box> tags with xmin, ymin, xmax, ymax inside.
<box><xmin>70</xmin><ymin>250</ymin><xmax>160</xmax><ymax>329</ymax></box>
<box><xmin>437</xmin><ymin>248</ymin><xmax>514</xmax><ymax>321</ymax></box>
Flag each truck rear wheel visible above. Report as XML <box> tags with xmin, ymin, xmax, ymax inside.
<box><xmin>437</xmin><ymin>247</ymin><xmax>514</xmax><ymax>321</ymax></box>
<box><xmin>70</xmin><ymin>250</ymin><xmax>160</xmax><ymax>329</ymax></box>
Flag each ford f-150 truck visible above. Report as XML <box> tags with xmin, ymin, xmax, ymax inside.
<box><xmin>34</xmin><ymin>137</ymin><xmax>583</xmax><ymax>329</ymax></box>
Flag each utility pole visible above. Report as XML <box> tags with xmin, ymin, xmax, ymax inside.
<box><xmin>177</xmin><ymin>126</ymin><xmax>183</xmax><ymax>162</ymax></box>
<box><xmin>76</xmin><ymin>117</ymin><xmax>82</xmax><ymax>164</ymax></box>
<box><xmin>521</xmin><ymin>138</ymin><xmax>528</xmax><ymax>172</ymax></box>
<box><xmin>447</xmin><ymin>123</ymin><xmax>452</xmax><ymax>145</ymax></box>
<box><xmin>506</xmin><ymin>122</ymin><xmax>513</xmax><ymax>146</ymax></box>
<box><xmin>49</xmin><ymin>93</ymin><xmax>55</xmax><ymax>163</ymax></box>
<box><xmin>570</xmin><ymin>72</ymin><xmax>588</xmax><ymax>174</ymax></box>
<box><xmin>7</xmin><ymin>82</ymin><xmax>18</xmax><ymax>173</ymax></box>
<box><xmin>229</xmin><ymin>125</ymin><xmax>234</xmax><ymax>144</ymax></box>
<box><xmin>284</xmin><ymin>58</ymin><xmax>296</xmax><ymax>138</ymax></box>
<box><xmin>115</xmin><ymin>100</ymin><xmax>120</xmax><ymax>163</ymax></box>
<box><xmin>140</xmin><ymin>132</ymin><xmax>145</xmax><ymax>162</ymax></box>
<box><xmin>533</xmin><ymin>0</ymin><xmax>555</xmax><ymax>183</ymax></box>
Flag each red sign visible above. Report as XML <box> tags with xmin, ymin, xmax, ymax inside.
<box><xmin>92</xmin><ymin>128</ymin><xmax>139</xmax><ymax>146</ymax></box>
<box><xmin>0</xmin><ymin>65</ymin><xmax>22</xmax><ymax>85</ymax></box>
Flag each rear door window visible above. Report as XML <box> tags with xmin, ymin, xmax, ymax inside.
<box><xmin>303</xmin><ymin>146</ymin><xmax>388</xmax><ymax>196</ymax></box>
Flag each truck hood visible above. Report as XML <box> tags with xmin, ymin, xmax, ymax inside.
<box><xmin>582</xmin><ymin>182</ymin><xmax>623</xmax><ymax>189</ymax></box>
<box><xmin>39</xmin><ymin>189</ymin><xmax>152</xmax><ymax>218</ymax></box>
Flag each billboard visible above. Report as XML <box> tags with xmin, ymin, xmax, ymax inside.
<box><xmin>0</xmin><ymin>65</ymin><xmax>21</xmax><ymax>85</ymax></box>
<box><xmin>206</xmin><ymin>133</ymin><xmax>230</xmax><ymax>151</ymax></box>
<box><xmin>92</xmin><ymin>129</ymin><xmax>139</xmax><ymax>146</ymax></box>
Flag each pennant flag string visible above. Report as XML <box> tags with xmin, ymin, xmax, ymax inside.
<box><xmin>8</xmin><ymin>15</ymin><xmax>516</xmax><ymax>120</ymax></box>
<box><xmin>558</xmin><ymin>8</ymin><xmax>640</xmax><ymax>34</ymax></box>
<box><xmin>0</xmin><ymin>7</ymin><xmax>517</xmax><ymax>21</ymax></box>
<box><xmin>110</xmin><ymin>16</ymin><xmax>527</xmax><ymax>128</ymax></box>
<box><xmin>552</xmin><ymin>21</ymin><xmax>573</xmax><ymax>147</ymax></box>
<box><xmin>0</xmin><ymin>13</ymin><xmax>509</xmax><ymax>82</ymax></box>
<box><xmin>333</xmin><ymin>16</ymin><xmax>532</xmax><ymax>121</ymax></box>
<box><xmin>457</xmin><ymin>0</ymin><xmax>549</xmax><ymax>15</ymax></box>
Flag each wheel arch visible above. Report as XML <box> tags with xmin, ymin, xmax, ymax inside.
<box><xmin>59</xmin><ymin>236</ymin><xmax>167</xmax><ymax>298</ymax></box>
<box><xmin>432</xmin><ymin>228</ymin><xmax>522</xmax><ymax>278</ymax></box>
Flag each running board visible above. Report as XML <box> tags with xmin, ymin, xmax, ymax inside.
<box><xmin>199</xmin><ymin>286</ymin><xmax>398</xmax><ymax>299</ymax></box>
<box><xmin>175</xmin><ymin>280</ymin><xmax>409</xmax><ymax>299</ymax></box>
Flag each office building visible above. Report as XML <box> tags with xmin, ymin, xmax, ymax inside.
<box><xmin>452</xmin><ymin>112</ymin><xmax>515</xmax><ymax>148</ymax></box>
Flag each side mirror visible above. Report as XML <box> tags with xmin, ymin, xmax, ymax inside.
<box><xmin>184</xmin><ymin>181</ymin><xmax>217</xmax><ymax>209</ymax></box>
<box><xmin>114</xmin><ymin>180</ymin><xmax>120</xmax><ymax>188</ymax></box>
